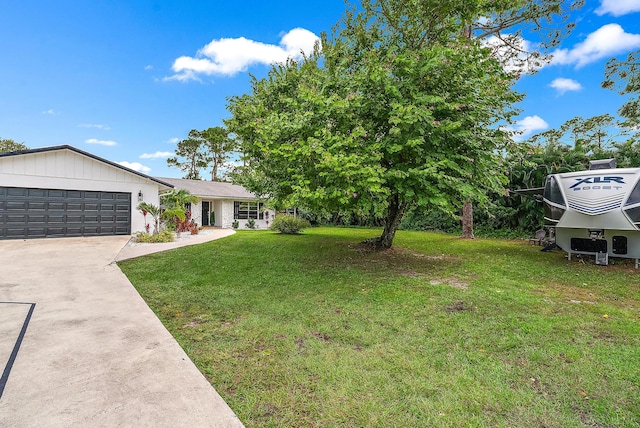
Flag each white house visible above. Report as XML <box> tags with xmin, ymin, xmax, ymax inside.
<box><xmin>0</xmin><ymin>145</ymin><xmax>173</xmax><ymax>240</ymax></box>
<box><xmin>156</xmin><ymin>177</ymin><xmax>274</xmax><ymax>230</ymax></box>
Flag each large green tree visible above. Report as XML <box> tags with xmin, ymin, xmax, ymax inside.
<box><xmin>0</xmin><ymin>138</ymin><xmax>28</xmax><ymax>153</ymax></box>
<box><xmin>201</xmin><ymin>126</ymin><xmax>235</xmax><ymax>181</ymax></box>
<box><xmin>227</xmin><ymin>0</ymin><xmax>580</xmax><ymax>248</ymax></box>
<box><xmin>167</xmin><ymin>130</ymin><xmax>209</xmax><ymax>179</ymax></box>
<box><xmin>603</xmin><ymin>50</ymin><xmax>639</xmax><ymax>132</ymax></box>
<box><xmin>167</xmin><ymin>128</ymin><xmax>235</xmax><ymax>181</ymax></box>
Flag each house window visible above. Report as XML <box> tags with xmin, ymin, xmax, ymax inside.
<box><xmin>234</xmin><ymin>201</ymin><xmax>264</xmax><ymax>220</ymax></box>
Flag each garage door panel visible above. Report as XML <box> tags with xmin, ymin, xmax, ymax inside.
<box><xmin>47</xmin><ymin>189</ymin><xmax>66</xmax><ymax>198</ymax></box>
<box><xmin>65</xmin><ymin>226</ymin><xmax>82</xmax><ymax>235</ymax></box>
<box><xmin>7</xmin><ymin>188</ymin><xmax>28</xmax><ymax>197</ymax></box>
<box><xmin>7</xmin><ymin>201</ymin><xmax>28</xmax><ymax>210</ymax></box>
<box><xmin>28</xmin><ymin>189</ymin><xmax>48</xmax><ymax>198</ymax></box>
<box><xmin>45</xmin><ymin>226</ymin><xmax>66</xmax><ymax>235</ymax></box>
<box><xmin>99</xmin><ymin>226</ymin><xmax>116</xmax><ymax>235</ymax></box>
<box><xmin>25</xmin><ymin>227</ymin><xmax>47</xmax><ymax>238</ymax></box>
<box><xmin>47</xmin><ymin>202</ymin><xmax>65</xmax><ymax>210</ymax></box>
<box><xmin>47</xmin><ymin>215</ymin><xmax>66</xmax><ymax>223</ymax></box>
<box><xmin>6</xmin><ymin>214</ymin><xmax>27</xmax><ymax>223</ymax></box>
<box><xmin>0</xmin><ymin>187</ymin><xmax>131</xmax><ymax>239</ymax></box>
<box><xmin>115</xmin><ymin>225</ymin><xmax>130</xmax><ymax>234</ymax></box>
<box><xmin>5</xmin><ymin>227</ymin><xmax>27</xmax><ymax>237</ymax></box>
<box><xmin>28</xmin><ymin>201</ymin><xmax>47</xmax><ymax>210</ymax></box>
<box><xmin>28</xmin><ymin>215</ymin><xmax>47</xmax><ymax>224</ymax></box>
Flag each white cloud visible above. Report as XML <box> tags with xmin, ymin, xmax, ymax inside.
<box><xmin>140</xmin><ymin>151</ymin><xmax>173</xmax><ymax>159</ymax></box>
<box><xmin>145</xmin><ymin>64</ymin><xmax>153</xmax><ymax>70</ymax></box>
<box><xmin>507</xmin><ymin>115</ymin><xmax>549</xmax><ymax>141</ymax></box>
<box><xmin>118</xmin><ymin>161</ymin><xmax>151</xmax><ymax>173</ymax></box>
<box><xmin>42</xmin><ymin>109</ymin><xmax>58</xmax><ymax>115</ymax></box>
<box><xmin>165</xmin><ymin>27</ymin><xmax>320</xmax><ymax>81</ymax></box>
<box><xmin>549</xmin><ymin>78</ymin><xmax>583</xmax><ymax>95</ymax></box>
<box><xmin>85</xmin><ymin>138</ymin><xmax>118</xmax><ymax>146</ymax></box>
<box><xmin>167</xmin><ymin>137</ymin><xmax>180</xmax><ymax>144</ymax></box>
<box><xmin>482</xmin><ymin>35</ymin><xmax>544</xmax><ymax>73</ymax></box>
<box><xmin>79</xmin><ymin>123</ymin><xmax>110</xmax><ymax>130</ymax></box>
<box><xmin>596</xmin><ymin>0</ymin><xmax>640</xmax><ymax>16</ymax></box>
<box><xmin>552</xmin><ymin>24</ymin><xmax>640</xmax><ymax>68</ymax></box>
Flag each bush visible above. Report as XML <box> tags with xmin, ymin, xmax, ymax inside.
<box><xmin>134</xmin><ymin>230</ymin><xmax>174</xmax><ymax>243</ymax></box>
<box><xmin>245</xmin><ymin>218</ymin><xmax>256</xmax><ymax>229</ymax></box>
<box><xmin>270</xmin><ymin>214</ymin><xmax>311</xmax><ymax>234</ymax></box>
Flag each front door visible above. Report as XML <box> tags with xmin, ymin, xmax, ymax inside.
<box><xmin>201</xmin><ymin>201</ymin><xmax>210</xmax><ymax>226</ymax></box>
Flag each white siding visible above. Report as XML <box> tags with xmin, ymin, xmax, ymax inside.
<box><xmin>213</xmin><ymin>200</ymin><xmax>223</xmax><ymax>227</ymax></box>
<box><xmin>162</xmin><ymin>198</ymin><xmax>273</xmax><ymax>230</ymax></box>
<box><xmin>222</xmin><ymin>200</ymin><xmax>273</xmax><ymax>230</ymax></box>
<box><xmin>221</xmin><ymin>200</ymin><xmax>236</xmax><ymax>229</ymax></box>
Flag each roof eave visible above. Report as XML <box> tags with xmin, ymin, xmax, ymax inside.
<box><xmin>0</xmin><ymin>145</ymin><xmax>175</xmax><ymax>189</ymax></box>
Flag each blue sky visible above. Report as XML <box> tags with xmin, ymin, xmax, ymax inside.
<box><xmin>1</xmin><ymin>0</ymin><xmax>639</xmax><ymax>179</ymax></box>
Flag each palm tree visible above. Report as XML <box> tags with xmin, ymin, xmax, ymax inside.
<box><xmin>137</xmin><ymin>202</ymin><xmax>162</xmax><ymax>235</ymax></box>
<box><xmin>160</xmin><ymin>189</ymin><xmax>199</xmax><ymax>233</ymax></box>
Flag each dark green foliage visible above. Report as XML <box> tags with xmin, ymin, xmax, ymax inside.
<box><xmin>160</xmin><ymin>189</ymin><xmax>199</xmax><ymax>232</ymax></box>
<box><xmin>134</xmin><ymin>230</ymin><xmax>174</xmax><ymax>243</ymax></box>
<box><xmin>399</xmin><ymin>206</ymin><xmax>459</xmax><ymax>232</ymax></box>
<box><xmin>270</xmin><ymin>214</ymin><xmax>311</xmax><ymax>234</ymax></box>
<box><xmin>167</xmin><ymin>130</ymin><xmax>209</xmax><ymax>179</ymax></box>
<box><xmin>603</xmin><ymin>50</ymin><xmax>639</xmax><ymax>133</ymax></box>
<box><xmin>201</xmin><ymin>127</ymin><xmax>235</xmax><ymax>181</ymax></box>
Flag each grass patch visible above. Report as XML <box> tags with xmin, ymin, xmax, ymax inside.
<box><xmin>119</xmin><ymin>227</ymin><xmax>640</xmax><ymax>427</ymax></box>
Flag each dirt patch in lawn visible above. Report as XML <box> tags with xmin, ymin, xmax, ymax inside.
<box><xmin>346</xmin><ymin>244</ymin><xmax>459</xmax><ymax>278</ymax></box>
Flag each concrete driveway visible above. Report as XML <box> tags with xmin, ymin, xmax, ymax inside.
<box><xmin>0</xmin><ymin>232</ymin><xmax>243</xmax><ymax>427</ymax></box>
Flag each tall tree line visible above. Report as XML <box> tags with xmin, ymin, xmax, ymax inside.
<box><xmin>404</xmin><ymin>49</ymin><xmax>640</xmax><ymax>236</ymax></box>
<box><xmin>167</xmin><ymin>126</ymin><xmax>236</xmax><ymax>181</ymax></box>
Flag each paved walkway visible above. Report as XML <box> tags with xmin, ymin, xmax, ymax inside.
<box><xmin>115</xmin><ymin>228</ymin><xmax>236</xmax><ymax>261</ymax></box>
<box><xmin>0</xmin><ymin>231</ymin><xmax>243</xmax><ymax>427</ymax></box>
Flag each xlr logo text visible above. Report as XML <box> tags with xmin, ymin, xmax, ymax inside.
<box><xmin>570</xmin><ymin>176</ymin><xmax>625</xmax><ymax>191</ymax></box>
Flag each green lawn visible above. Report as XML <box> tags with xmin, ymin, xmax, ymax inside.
<box><xmin>119</xmin><ymin>227</ymin><xmax>640</xmax><ymax>427</ymax></box>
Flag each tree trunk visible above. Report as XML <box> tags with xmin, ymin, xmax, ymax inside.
<box><xmin>365</xmin><ymin>195</ymin><xmax>407</xmax><ymax>249</ymax></box>
<box><xmin>461</xmin><ymin>200</ymin><xmax>475</xmax><ymax>239</ymax></box>
<box><xmin>211</xmin><ymin>161</ymin><xmax>218</xmax><ymax>181</ymax></box>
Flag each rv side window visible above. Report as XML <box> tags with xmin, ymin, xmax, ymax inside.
<box><xmin>625</xmin><ymin>180</ymin><xmax>640</xmax><ymax>206</ymax></box>
<box><xmin>544</xmin><ymin>176</ymin><xmax>565</xmax><ymax>206</ymax></box>
<box><xmin>624</xmin><ymin>206</ymin><xmax>640</xmax><ymax>223</ymax></box>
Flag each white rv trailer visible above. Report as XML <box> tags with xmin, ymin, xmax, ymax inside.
<box><xmin>542</xmin><ymin>159</ymin><xmax>640</xmax><ymax>267</ymax></box>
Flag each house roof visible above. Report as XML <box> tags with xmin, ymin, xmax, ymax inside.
<box><xmin>0</xmin><ymin>145</ymin><xmax>175</xmax><ymax>189</ymax></box>
<box><xmin>156</xmin><ymin>177</ymin><xmax>257</xmax><ymax>200</ymax></box>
